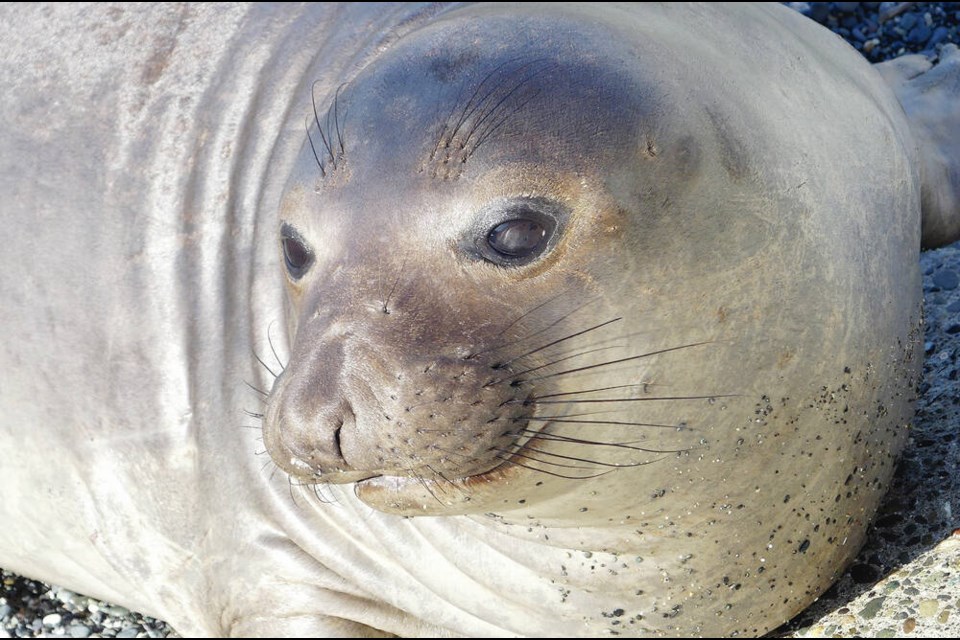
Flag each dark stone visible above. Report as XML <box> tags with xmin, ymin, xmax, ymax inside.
<box><xmin>899</xmin><ymin>12</ymin><xmax>919</xmax><ymax>31</ymax></box>
<box><xmin>850</xmin><ymin>563</ymin><xmax>881</xmax><ymax>583</ymax></box>
<box><xmin>807</xmin><ymin>2</ymin><xmax>830</xmax><ymax>23</ymax></box>
<box><xmin>928</xmin><ymin>26</ymin><xmax>951</xmax><ymax>48</ymax></box>
<box><xmin>907</xmin><ymin>24</ymin><xmax>933</xmax><ymax>44</ymax></box>
<box><xmin>933</xmin><ymin>269</ymin><xmax>960</xmax><ymax>290</ymax></box>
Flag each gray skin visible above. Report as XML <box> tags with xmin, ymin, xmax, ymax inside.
<box><xmin>1</xmin><ymin>3</ymin><xmax>958</xmax><ymax>638</ymax></box>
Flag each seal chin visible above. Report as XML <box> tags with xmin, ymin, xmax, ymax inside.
<box><xmin>353</xmin><ymin>459</ymin><xmax>524</xmax><ymax>516</ymax></box>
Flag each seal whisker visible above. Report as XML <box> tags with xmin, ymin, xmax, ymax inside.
<box><xmin>412</xmin><ymin>471</ymin><xmax>446</xmax><ymax>505</ymax></box>
<box><xmin>534</xmin><ymin>394</ymin><xmax>736</xmax><ymax>405</ymax></box>
<box><xmin>495</xmin><ymin>317</ymin><xmax>622</xmax><ymax>369</ymax></box>
<box><xmin>311</xmin><ymin>80</ymin><xmax>337</xmax><ymax>167</ymax></box>
<box><xmin>526</xmin><ymin>417</ymin><xmax>683</xmax><ymax>429</ymax></box>
<box><xmin>382</xmin><ymin>256</ymin><xmax>406</xmax><ymax>315</ymax></box>
<box><xmin>498</xmin><ymin>291</ymin><xmax>571</xmax><ymax>335</ymax></box>
<box><xmin>469</xmin><ymin>298</ymin><xmax>603</xmax><ymax>360</ymax></box>
<box><xmin>444</xmin><ymin>55</ymin><xmax>529</xmax><ymax>147</ymax></box>
<box><xmin>471</xmin><ymin>89</ymin><xmax>539</xmax><ymax>149</ymax></box>
<box><xmin>495</xmin><ymin>456</ymin><xmax>611</xmax><ymax>480</ymax></box>
<box><xmin>529</xmin><ymin>383</ymin><xmax>661</xmax><ymax>400</ymax></box>
<box><xmin>253</xmin><ymin>352</ymin><xmax>280</xmax><ymax>379</ymax></box>
<box><xmin>523</xmin><ymin>341</ymin><xmax>717</xmax><ymax>383</ymax></box>
<box><xmin>304</xmin><ymin>115</ymin><xmax>326</xmax><ymax>178</ymax></box>
<box><xmin>243</xmin><ymin>380</ymin><xmax>269</xmax><ymax>398</ymax></box>
<box><xmin>517</xmin><ymin>429</ymin><xmax>681</xmax><ymax>453</ymax></box>
<box><xmin>461</xmin><ymin>59</ymin><xmax>553</xmax><ymax>150</ymax></box>
<box><xmin>490</xmin><ymin>346</ymin><xmax>622</xmax><ymax>386</ymax></box>
<box><xmin>334</xmin><ymin>83</ymin><xmax>345</xmax><ymax>156</ymax></box>
<box><xmin>493</xmin><ymin>447</ymin><xmax>596</xmax><ymax>470</ymax></box>
<box><xmin>514</xmin><ymin>442</ymin><xmax>668</xmax><ymax>467</ymax></box>
<box><xmin>267</xmin><ymin>322</ymin><xmax>286</xmax><ymax>372</ymax></box>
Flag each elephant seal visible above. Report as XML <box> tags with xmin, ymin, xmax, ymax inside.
<box><xmin>1</xmin><ymin>3</ymin><xmax>958</xmax><ymax>637</ymax></box>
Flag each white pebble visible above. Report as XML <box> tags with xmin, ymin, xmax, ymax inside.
<box><xmin>42</xmin><ymin>612</ymin><xmax>63</xmax><ymax>626</ymax></box>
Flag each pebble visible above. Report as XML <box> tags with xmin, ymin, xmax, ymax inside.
<box><xmin>117</xmin><ymin>627</ymin><xmax>141</xmax><ymax>638</ymax></box>
<box><xmin>860</xmin><ymin>596</ymin><xmax>887</xmax><ymax>619</ymax></box>
<box><xmin>933</xmin><ymin>269</ymin><xmax>959</xmax><ymax>290</ymax></box>
<box><xmin>918</xmin><ymin>599</ymin><xmax>940</xmax><ymax>617</ymax></box>
<box><xmin>69</xmin><ymin>624</ymin><xmax>93</xmax><ymax>638</ymax></box>
<box><xmin>41</xmin><ymin>612</ymin><xmax>62</xmax><ymax>627</ymax></box>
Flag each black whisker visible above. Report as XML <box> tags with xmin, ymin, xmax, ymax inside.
<box><xmin>254</xmin><ymin>352</ymin><xmax>280</xmax><ymax>379</ymax></box>
<box><xmin>267</xmin><ymin>322</ymin><xmax>285</xmax><ymax>373</ymax></box>
<box><xmin>488</xmin><ymin>346</ymin><xmax>620</xmax><ymax>386</ymax></box>
<box><xmin>517</xmin><ymin>429</ymin><xmax>673</xmax><ymax>453</ymax></box>
<box><xmin>526</xmin><ymin>417</ymin><xmax>683</xmax><ymax>429</ymax></box>
<box><xmin>517</xmin><ymin>444</ymin><xmax>664</xmax><ymax>467</ymax></box>
<box><xmin>446</xmin><ymin>55</ymin><xmax>528</xmax><ymax>145</ymax></box>
<box><xmin>525</xmin><ymin>341</ymin><xmax>717</xmax><ymax>382</ymax></box>
<box><xmin>535</xmin><ymin>394</ymin><xmax>736</xmax><ymax>405</ymax></box>
<box><xmin>382</xmin><ymin>256</ymin><xmax>406</xmax><ymax>314</ymax></box>
<box><xmin>414</xmin><ymin>471</ymin><xmax>445</xmax><ymax>505</ymax></box>
<box><xmin>466</xmin><ymin>61</ymin><xmax>555</xmax><ymax>149</ymax></box>
<box><xmin>305</xmin><ymin>116</ymin><xmax>326</xmax><ymax>177</ymax></box>
<box><xmin>496</xmin><ymin>456</ymin><xmax>611</xmax><ymax>480</ymax></box>
<box><xmin>470</xmin><ymin>297</ymin><xmax>599</xmax><ymax>358</ymax></box>
<box><xmin>461</xmin><ymin>58</ymin><xmax>550</xmax><ymax>146</ymax></box>
<box><xmin>530</xmin><ymin>383</ymin><xmax>660</xmax><ymax>400</ymax></box>
<box><xmin>494</xmin><ymin>447</ymin><xmax>595</xmax><ymax>470</ymax></box>
<box><xmin>243</xmin><ymin>380</ymin><xmax>268</xmax><ymax>397</ymax></box>
<box><xmin>311</xmin><ymin>81</ymin><xmax>336</xmax><ymax>165</ymax></box>
<box><xmin>498</xmin><ymin>317</ymin><xmax>622</xmax><ymax>367</ymax></box>
<box><xmin>334</xmin><ymin>83</ymin><xmax>345</xmax><ymax>156</ymax></box>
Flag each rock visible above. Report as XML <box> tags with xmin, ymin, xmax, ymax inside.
<box><xmin>900</xmin><ymin>12</ymin><xmax>919</xmax><ymax>31</ymax></box>
<box><xmin>932</xmin><ymin>269</ymin><xmax>959</xmax><ymax>290</ymax></box>
<box><xmin>41</xmin><ymin>613</ymin><xmax>62</xmax><ymax>627</ymax></box>
<box><xmin>907</xmin><ymin>24</ymin><xmax>933</xmax><ymax>44</ymax></box>
<box><xmin>808</xmin><ymin>2</ymin><xmax>831</xmax><ymax>23</ymax></box>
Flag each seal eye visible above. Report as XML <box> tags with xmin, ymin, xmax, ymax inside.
<box><xmin>280</xmin><ymin>225</ymin><xmax>314</xmax><ymax>279</ymax></box>
<box><xmin>470</xmin><ymin>199</ymin><xmax>563</xmax><ymax>267</ymax></box>
<box><xmin>488</xmin><ymin>219</ymin><xmax>547</xmax><ymax>258</ymax></box>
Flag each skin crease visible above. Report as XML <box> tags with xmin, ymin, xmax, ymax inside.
<box><xmin>0</xmin><ymin>2</ymin><xmax>957</xmax><ymax>637</ymax></box>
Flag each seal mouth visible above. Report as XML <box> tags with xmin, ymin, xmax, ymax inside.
<box><xmin>352</xmin><ymin>457</ymin><xmax>526</xmax><ymax>515</ymax></box>
<box><xmin>350</xmin><ymin>420</ymin><xmax>545</xmax><ymax>516</ymax></box>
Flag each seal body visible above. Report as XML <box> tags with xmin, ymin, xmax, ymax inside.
<box><xmin>0</xmin><ymin>3</ymin><xmax>944</xmax><ymax>637</ymax></box>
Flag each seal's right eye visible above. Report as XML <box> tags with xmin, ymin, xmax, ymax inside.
<box><xmin>280</xmin><ymin>224</ymin><xmax>314</xmax><ymax>279</ymax></box>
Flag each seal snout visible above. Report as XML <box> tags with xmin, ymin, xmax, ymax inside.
<box><xmin>263</xmin><ymin>339</ymin><xmax>533</xmax><ymax>486</ymax></box>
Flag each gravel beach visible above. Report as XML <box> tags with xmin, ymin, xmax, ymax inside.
<box><xmin>2</xmin><ymin>3</ymin><xmax>959</xmax><ymax>637</ymax></box>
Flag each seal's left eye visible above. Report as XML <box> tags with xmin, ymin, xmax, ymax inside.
<box><xmin>469</xmin><ymin>198</ymin><xmax>563</xmax><ymax>267</ymax></box>
<box><xmin>488</xmin><ymin>219</ymin><xmax>547</xmax><ymax>258</ymax></box>
<box><xmin>280</xmin><ymin>225</ymin><xmax>314</xmax><ymax>279</ymax></box>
